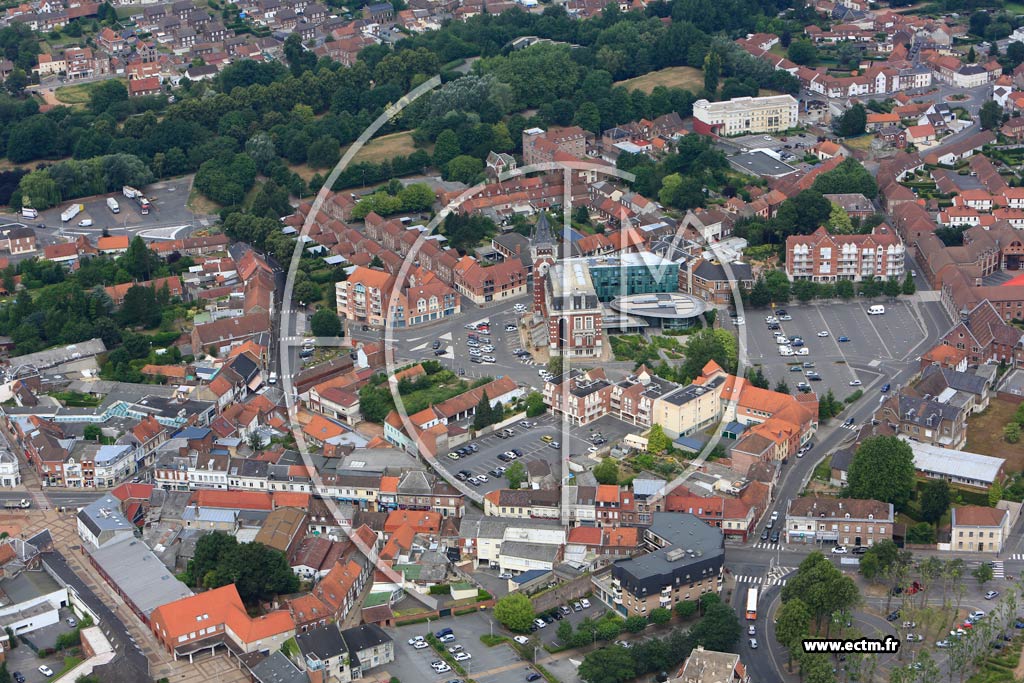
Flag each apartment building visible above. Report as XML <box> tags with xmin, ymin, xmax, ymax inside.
<box><xmin>951</xmin><ymin>505</ymin><xmax>1010</xmax><ymax>553</ymax></box>
<box><xmin>543</xmin><ymin>368</ymin><xmax>612</xmax><ymax>426</ymax></box>
<box><xmin>593</xmin><ymin>513</ymin><xmax>724</xmax><ymax>617</ymax></box>
<box><xmin>335</xmin><ymin>266</ymin><xmax>460</xmax><ymax>328</ymax></box>
<box><xmin>785</xmin><ymin>497</ymin><xmax>894</xmax><ymax>547</ymax></box>
<box><xmin>692</xmin><ymin>95</ymin><xmax>799</xmax><ymax>136</ymax></box>
<box><xmin>874</xmin><ymin>392</ymin><xmax>969</xmax><ymax>450</ymax></box>
<box><xmin>786</xmin><ymin>225</ymin><xmax>905</xmax><ymax>283</ymax></box>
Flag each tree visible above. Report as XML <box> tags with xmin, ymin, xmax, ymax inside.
<box><xmin>525</xmin><ymin>391</ymin><xmax>546</xmax><ymax>417</ymax></box>
<box><xmin>973</xmin><ymin>562</ymin><xmax>993</xmax><ymax>587</ymax></box>
<box><xmin>827</xmin><ymin>204</ymin><xmax>854</xmax><ymax>234</ymax></box>
<box><xmin>433</xmin><ymin>129</ymin><xmax>460</xmax><ymax>167</ymax></box>
<box><xmin>782</xmin><ymin>553</ymin><xmax>859</xmax><ymax>629</ymax></box>
<box><xmin>690</xmin><ymin>601</ymin><xmax>741</xmax><ymax>651</ymax></box>
<box><xmin>989</xmin><ymin>479</ymin><xmax>1004</xmax><ymax>506</ymax></box>
<box><xmin>674</xmin><ymin>600</ymin><xmax>698</xmax><ymax>619</ymax></box>
<box><xmin>749</xmin><ymin>277</ymin><xmax>771</xmax><ymax>308</ymax></box>
<box><xmin>859</xmin><ymin>539</ymin><xmax>899</xmax><ymax>582</ymax></box>
<box><xmin>185</xmin><ymin>532</ymin><xmax>297</xmax><ymax>606</ymax></box>
<box><xmin>847</xmin><ymin>436</ymin><xmax>915</xmax><ymax>508</ymax></box>
<box><xmin>980</xmin><ymin>100</ymin><xmax>1003</xmax><ymax>131</ymax></box>
<box><xmin>774</xmin><ymin>379</ymin><xmax>791</xmax><ymax>395</ymax></box>
<box><xmin>682</xmin><ymin>328</ymin><xmax>738</xmax><ymax>379</ymax></box>
<box><xmin>776</xmin><ymin>598</ymin><xmax>812</xmax><ymax>670</ymax></box>
<box><xmin>573</xmin><ymin>102</ymin><xmax>602</xmax><ymax>134</ymax></box>
<box><xmin>473</xmin><ymin>391</ymin><xmax>495</xmax><ymax>430</ymax></box>
<box><xmin>836</xmin><ymin>279</ymin><xmax>855</xmax><ymax>300</ymax></box>
<box><xmin>547</xmin><ymin>357</ymin><xmax>564</xmax><ymax>376</ymax></box>
<box><xmin>595</xmin><ymin>618</ymin><xmax>624</xmax><ymax>641</ymax></box>
<box><xmin>594</xmin><ymin>458</ymin><xmax>620</xmax><ymax>485</ymax></box>
<box><xmin>920</xmin><ymin>479</ymin><xmax>951</xmax><ymax>525</ymax></box>
<box><xmin>578</xmin><ymin>643</ymin><xmax>636</xmax><ymax>683</ymax></box>
<box><xmin>703</xmin><ymin>49</ymin><xmax>722</xmax><ymax>94</ymax></box>
<box><xmin>307</xmin><ymin>136</ymin><xmax>341</xmax><ymax>169</ymax></box>
<box><xmin>4</xmin><ymin>68</ymin><xmax>26</xmax><ymax>97</ymax></box>
<box><xmin>494</xmin><ymin>593</ymin><xmax>535</xmax><ymax>632</ymax></box>
<box><xmin>445</xmin><ymin>155</ymin><xmax>485</xmax><ymax>184</ymax></box>
<box><xmin>649</xmin><ymin>607</ymin><xmax>672</xmax><ymax>625</ymax></box>
<box><xmin>788</xmin><ymin>40</ymin><xmax>817</xmax><ymax>66</ymax></box>
<box><xmin>505</xmin><ymin>461</ymin><xmax>526</xmax><ymax>490</ymax></box>
<box><xmin>83</xmin><ymin>424</ymin><xmax>102</xmax><ymax>442</ymax></box>
<box><xmin>834</xmin><ymin>104</ymin><xmax>867</xmax><ymax>137</ymax></box>
<box><xmin>907</xmin><ymin>522</ymin><xmax>935</xmax><ymax>544</ymax></box>
<box><xmin>624</xmin><ymin>615</ymin><xmax>649</xmax><ymax>633</ymax></box>
<box><xmin>647</xmin><ymin>424</ymin><xmax>670</xmax><ymax>454</ymax></box>
<box><xmin>902</xmin><ymin>271</ymin><xmax>916</xmax><ymax>296</ymax></box>
<box><xmin>1006</xmin><ymin>422</ymin><xmax>1022</xmax><ymax>444</ymax></box>
<box><xmin>0</xmin><ymin>663</ymin><xmax>10</xmax><ymax>683</ymax></box>
<box><xmin>745</xmin><ymin>366</ymin><xmax>769</xmax><ymax>389</ymax></box>
<box><xmin>310</xmin><ymin>309</ymin><xmax>342</xmax><ymax>337</ymax></box>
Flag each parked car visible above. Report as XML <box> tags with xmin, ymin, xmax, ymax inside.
<box><xmin>527</xmin><ymin>674</ymin><xmax>543</xmax><ymax>681</ymax></box>
<box><xmin>514</xmin><ymin>636</ymin><xmax>530</xmax><ymax>645</ymax></box>
<box><xmin>580</xmin><ymin>598</ymin><xmax>591</xmax><ymax>608</ymax></box>
<box><xmin>986</xmin><ymin>591</ymin><xmax>1000</xmax><ymax>600</ymax></box>
<box><xmin>533</xmin><ymin>619</ymin><xmax>547</xmax><ymax>629</ymax></box>
<box><xmin>38</xmin><ymin>667</ymin><xmax>54</xmax><ymax>678</ymax></box>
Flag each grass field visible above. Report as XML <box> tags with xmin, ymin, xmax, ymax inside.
<box><xmin>614</xmin><ymin>66</ymin><xmax>705</xmax><ymax>94</ymax></box>
<box><xmin>348</xmin><ymin>131</ymin><xmax>420</xmax><ymax>164</ymax></box>
<box><xmin>966</xmin><ymin>398</ymin><xmax>1024</xmax><ymax>472</ymax></box>
<box><xmin>54</xmin><ymin>81</ymin><xmax>106</xmax><ymax>106</ymax></box>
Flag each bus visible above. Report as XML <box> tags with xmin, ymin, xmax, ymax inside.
<box><xmin>745</xmin><ymin>587</ymin><xmax>758</xmax><ymax>621</ymax></box>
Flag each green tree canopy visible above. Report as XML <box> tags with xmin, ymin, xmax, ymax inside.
<box><xmin>847</xmin><ymin>436</ymin><xmax>915</xmax><ymax>507</ymax></box>
<box><xmin>493</xmin><ymin>593</ymin><xmax>535</xmax><ymax>632</ymax></box>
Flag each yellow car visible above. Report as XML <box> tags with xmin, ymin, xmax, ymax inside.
<box><xmin>540</xmin><ymin>435</ymin><xmax>554</xmax><ymax>443</ymax></box>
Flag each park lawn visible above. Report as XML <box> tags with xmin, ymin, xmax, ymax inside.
<box><xmin>966</xmin><ymin>398</ymin><xmax>1024</xmax><ymax>472</ymax></box>
<box><xmin>54</xmin><ymin>80</ymin><xmax>110</xmax><ymax>106</ymax></box>
<box><xmin>812</xmin><ymin>455</ymin><xmax>831</xmax><ymax>482</ymax></box>
<box><xmin>843</xmin><ymin>134</ymin><xmax>875</xmax><ymax>151</ymax></box>
<box><xmin>187</xmin><ymin>186</ymin><xmax>221</xmax><ymax>215</ymax></box>
<box><xmin>349</xmin><ymin>131</ymin><xmax>421</xmax><ymax>164</ymax></box>
<box><xmin>614</xmin><ymin>66</ymin><xmax>705</xmax><ymax>94</ymax></box>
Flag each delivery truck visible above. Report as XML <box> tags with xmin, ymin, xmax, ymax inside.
<box><xmin>122</xmin><ymin>186</ymin><xmax>150</xmax><ymax>214</ymax></box>
<box><xmin>20</xmin><ymin>207</ymin><xmax>37</xmax><ymax>219</ymax></box>
<box><xmin>106</xmin><ymin>197</ymin><xmax>120</xmax><ymax>214</ymax></box>
<box><xmin>60</xmin><ymin>204</ymin><xmax>84</xmax><ymax>223</ymax></box>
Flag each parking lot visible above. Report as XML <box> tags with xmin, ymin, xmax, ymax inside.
<box><xmin>729</xmin><ymin>300</ymin><xmax>929</xmax><ymax>402</ymax></box>
<box><xmin>34</xmin><ymin>176</ymin><xmax>204</xmax><ymax>240</ymax></box>
<box><xmin>387</xmin><ymin>612</ymin><xmax>542</xmax><ymax>683</ymax></box>
<box><xmin>434</xmin><ymin>415</ymin><xmax>635</xmax><ymax>495</ymax></box>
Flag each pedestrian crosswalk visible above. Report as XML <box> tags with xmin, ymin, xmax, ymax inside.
<box><xmin>734</xmin><ymin>566</ymin><xmax>797</xmax><ymax>588</ymax></box>
<box><xmin>993</xmin><ymin>561</ymin><xmax>1005</xmax><ymax>579</ymax></box>
<box><xmin>840</xmin><ymin>422</ymin><xmax>860</xmax><ymax>431</ymax></box>
<box><xmin>1009</xmin><ymin>554</ymin><xmax>1024</xmax><ymax>561</ymax></box>
<box><xmin>752</xmin><ymin>542</ymin><xmax>782</xmax><ymax>550</ymax></box>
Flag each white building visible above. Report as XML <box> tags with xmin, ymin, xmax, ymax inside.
<box><xmin>693</xmin><ymin>95</ymin><xmax>799</xmax><ymax>136</ymax></box>
<box><xmin>0</xmin><ymin>449</ymin><xmax>20</xmax><ymax>488</ymax></box>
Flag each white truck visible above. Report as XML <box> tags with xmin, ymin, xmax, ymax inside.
<box><xmin>106</xmin><ymin>197</ymin><xmax>120</xmax><ymax>214</ymax></box>
<box><xmin>20</xmin><ymin>206</ymin><xmax>37</xmax><ymax>219</ymax></box>
<box><xmin>60</xmin><ymin>203</ymin><xmax>83</xmax><ymax>223</ymax></box>
<box><xmin>3</xmin><ymin>499</ymin><xmax>30</xmax><ymax>509</ymax></box>
<box><xmin>122</xmin><ymin>186</ymin><xmax>150</xmax><ymax>214</ymax></box>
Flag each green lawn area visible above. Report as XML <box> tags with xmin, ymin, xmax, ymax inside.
<box><xmin>610</xmin><ymin>334</ymin><xmax>685</xmax><ymax>364</ymax></box>
<box><xmin>49</xmin><ymin>391</ymin><xmax>103</xmax><ymax>407</ymax></box>
<box><xmin>812</xmin><ymin>455</ymin><xmax>832</xmax><ymax>482</ymax></box>
<box><xmin>53</xmin><ymin>81</ymin><xmax>110</xmax><ymax>106</ymax></box>
<box><xmin>966</xmin><ymin>398</ymin><xmax>1024</xmax><ymax>473</ymax></box>
<box><xmin>614</xmin><ymin>66</ymin><xmax>705</xmax><ymax>93</ymax></box>
<box><xmin>54</xmin><ymin>655</ymin><xmax>83</xmax><ymax>680</ymax></box>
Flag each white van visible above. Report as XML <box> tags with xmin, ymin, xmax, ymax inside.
<box><xmin>868</xmin><ymin>305</ymin><xmax>885</xmax><ymax>315</ymax></box>
<box><xmin>778</xmin><ymin>345</ymin><xmax>794</xmax><ymax>357</ymax></box>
